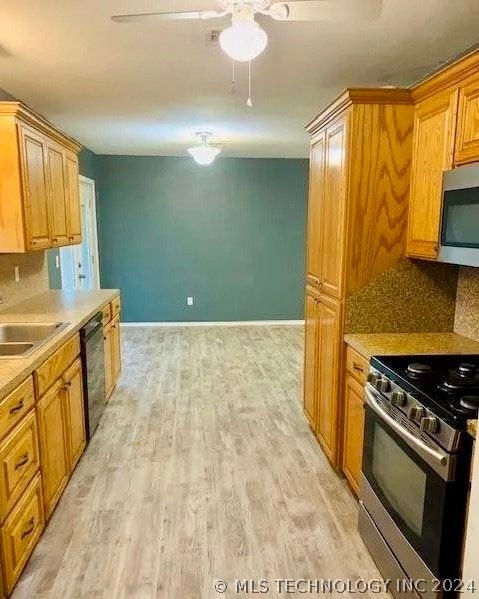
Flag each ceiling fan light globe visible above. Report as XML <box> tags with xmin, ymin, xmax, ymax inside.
<box><xmin>219</xmin><ymin>21</ymin><xmax>268</xmax><ymax>62</ymax></box>
<box><xmin>188</xmin><ymin>145</ymin><xmax>221</xmax><ymax>166</ymax></box>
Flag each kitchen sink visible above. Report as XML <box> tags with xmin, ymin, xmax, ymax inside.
<box><xmin>0</xmin><ymin>343</ymin><xmax>35</xmax><ymax>357</ymax></box>
<box><xmin>0</xmin><ymin>322</ymin><xmax>69</xmax><ymax>358</ymax></box>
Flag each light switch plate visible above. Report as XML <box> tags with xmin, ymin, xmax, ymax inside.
<box><xmin>187</xmin><ymin>296</ymin><xmax>194</xmax><ymax>306</ymax></box>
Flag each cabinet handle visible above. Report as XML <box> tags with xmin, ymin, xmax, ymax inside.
<box><xmin>20</xmin><ymin>518</ymin><xmax>35</xmax><ymax>540</ymax></box>
<box><xmin>69</xmin><ymin>236</ymin><xmax>75</xmax><ymax>241</ymax></box>
<box><xmin>353</xmin><ymin>363</ymin><xmax>365</xmax><ymax>373</ymax></box>
<box><xmin>9</xmin><ymin>399</ymin><xmax>25</xmax><ymax>414</ymax></box>
<box><xmin>53</xmin><ymin>238</ymin><xmax>58</xmax><ymax>243</ymax></box>
<box><xmin>15</xmin><ymin>453</ymin><xmax>29</xmax><ymax>470</ymax></box>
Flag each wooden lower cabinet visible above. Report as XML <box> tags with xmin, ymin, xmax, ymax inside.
<box><xmin>342</xmin><ymin>373</ymin><xmax>366</xmax><ymax>495</ymax></box>
<box><xmin>37</xmin><ymin>381</ymin><xmax>69</xmax><ymax>520</ymax></box>
<box><xmin>0</xmin><ymin>412</ymin><xmax>40</xmax><ymax>521</ymax></box>
<box><xmin>315</xmin><ymin>294</ymin><xmax>343</xmax><ymax>464</ymax></box>
<box><xmin>110</xmin><ymin>316</ymin><xmax>121</xmax><ymax>383</ymax></box>
<box><xmin>62</xmin><ymin>359</ymin><xmax>86</xmax><ymax>472</ymax></box>
<box><xmin>0</xmin><ymin>474</ymin><xmax>44</xmax><ymax>594</ymax></box>
<box><xmin>105</xmin><ymin>310</ymin><xmax>121</xmax><ymax>400</ymax></box>
<box><xmin>303</xmin><ymin>287</ymin><xmax>320</xmax><ymax>426</ymax></box>
<box><xmin>303</xmin><ymin>289</ymin><xmax>343</xmax><ymax>466</ymax></box>
<box><xmin>104</xmin><ymin>321</ymin><xmax>114</xmax><ymax>398</ymax></box>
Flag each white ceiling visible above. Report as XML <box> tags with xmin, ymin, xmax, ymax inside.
<box><xmin>0</xmin><ymin>0</ymin><xmax>478</xmax><ymax>158</ymax></box>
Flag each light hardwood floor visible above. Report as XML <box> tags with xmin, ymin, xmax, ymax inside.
<box><xmin>12</xmin><ymin>326</ymin><xmax>386</xmax><ymax>599</ymax></box>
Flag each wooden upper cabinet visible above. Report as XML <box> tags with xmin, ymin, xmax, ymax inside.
<box><xmin>306</xmin><ymin>132</ymin><xmax>325</xmax><ymax>288</ymax></box>
<box><xmin>320</xmin><ymin>117</ymin><xmax>348</xmax><ymax>299</ymax></box>
<box><xmin>0</xmin><ymin>102</ymin><xmax>82</xmax><ymax>253</ymax></box>
<box><xmin>18</xmin><ymin>124</ymin><xmax>51</xmax><ymax>250</ymax></box>
<box><xmin>303</xmin><ymin>287</ymin><xmax>320</xmax><ymax>427</ymax></box>
<box><xmin>455</xmin><ymin>76</ymin><xmax>479</xmax><ymax>165</ymax></box>
<box><xmin>406</xmin><ymin>89</ymin><xmax>458</xmax><ymax>260</ymax></box>
<box><xmin>46</xmin><ymin>141</ymin><xmax>69</xmax><ymax>247</ymax></box>
<box><xmin>65</xmin><ymin>151</ymin><xmax>81</xmax><ymax>244</ymax></box>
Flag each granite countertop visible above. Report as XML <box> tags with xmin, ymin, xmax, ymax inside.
<box><xmin>344</xmin><ymin>332</ymin><xmax>479</xmax><ymax>361</ymax></box>
<box><xmin>0</xmin><ymin>289</ymin><xmax>119</xmax><ymax>401</ymax></box>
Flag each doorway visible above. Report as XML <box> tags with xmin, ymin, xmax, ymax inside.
<box><xmin>60</xmin><ymin>176</ymin><xmax>100</xmax><ymax>291</ymax></box>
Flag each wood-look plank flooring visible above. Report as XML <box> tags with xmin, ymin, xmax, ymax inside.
<box><xmin>12</xmin><ymin>326</ymin><xmax>387</xmax><ymax>599</ymax></box>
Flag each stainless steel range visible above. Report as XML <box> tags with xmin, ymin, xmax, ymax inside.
<box><xmin>359</xmin><ymin>355</ymin><xmax>478</xmax><ymax>599</ymax></box>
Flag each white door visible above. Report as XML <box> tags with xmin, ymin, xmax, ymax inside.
<box><xmin>60</xmin><ymin>176</ymin><xmax>100</xmax><ymax>291</ymax></box>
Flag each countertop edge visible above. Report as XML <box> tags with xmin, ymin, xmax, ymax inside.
<box><xmin>0</xmin><ymin>290</ymin><xmax>120</xmax><ymax>402</ymax></box>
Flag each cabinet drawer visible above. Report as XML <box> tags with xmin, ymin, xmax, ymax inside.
<box><xmin>0</xmin><ymin>412</ymin><xmax>40</xmax><ymax>521</ymax></box>
<box><xmin>35</xmin><ymin>334</ymin><xmax>80</xmax><ymax>397</ymax></box>
<box><xmin>345</xmin><ymin>346</ymin><xmax>369</xmax><ymax>385</ymax></box>
<box><xmin>0</xmin><ymin>377</ymin><xmax>35</xmax><ymax>441</ymax></box>
<box><xmin>111</xmin><ymin>295</ymin><xmax>121</xmax><ymax>318</ymax></box>
<box><xmin>1</xmin><ymin>473</ymin><xmax>44</xmax><ymax>594</ymax></box>
<box><xmin>101</xmin><ymin>303</ymin><xmax>111</xmax><ymax>327</ymax></box>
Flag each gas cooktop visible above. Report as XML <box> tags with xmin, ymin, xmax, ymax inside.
<box><xmin>370</xmin><ymin>354</ymin><xmax>479</xmax><ymax>427</ymax></box>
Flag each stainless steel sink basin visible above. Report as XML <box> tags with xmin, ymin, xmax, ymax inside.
<box><xmin>0</xmin><ymin>343</ymin><xmax>34</xmax><ymax>357</ymax></box>
<box><xmin>0</xmin><ymin>322</ymin><xmax>69</xmax><ymax>358</ymax></box>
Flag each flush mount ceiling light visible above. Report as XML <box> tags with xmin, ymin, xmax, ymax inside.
<box><xmin>188</xmin><ymin>132</ymin><xmax>221</xmax><ymax>166</ymax></box>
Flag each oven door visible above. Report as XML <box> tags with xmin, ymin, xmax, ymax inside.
<box><xmin>362</xmin><ymin>386</ymin><xmax>458</xmax><ymax>578</ymax></box>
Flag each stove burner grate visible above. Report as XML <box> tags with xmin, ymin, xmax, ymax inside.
<box><xmin>407</xmin><ymin>363</ymin><xmax>432</xmax><ymax>378</ymax></box>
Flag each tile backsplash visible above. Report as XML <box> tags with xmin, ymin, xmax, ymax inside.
<box><xmin>0</xmin><ymin>252</ymin><xmax>49</xmax><ymax>308</ymax></box>
<box><xmin>454</xmin><ymin>267</ymin><xmax>479</xmax><ymax>342</ymax></box>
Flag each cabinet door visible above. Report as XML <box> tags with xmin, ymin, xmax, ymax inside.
<box><xmin>46</xmin><ymin>142</ymin><xmax>69</xmax><ymax>247</ymax></box>
<box><xmin>303</xmin><ymin>287</ymin><xmax>320</xmax><ymax>427</ymax></box>
<box><xmin>407</xmin><ymin>90</ymin><xmax>458</xmax><ymax>260</ymax></box>
<box><xmin>65</xmin><ymin>151</ymin><xmax>82</xmax><ymax>244</ymax></box>
<box><xmin>320</xmin><ymin>117</ymin><xmax>348</xmax><ymax>299</ymax></box>
<box><xmin>455</xmin><ymin>77</ymin><xmax>479</xmax><ymax>165</ymax></box>
<box><xmin>18</xmin><ymin>124</ymin><xmax>51</xmax><ymax>250</ymax></box>
<box><xmin>316</xmin><ymin>294</ymin><xmax>342</xmax><ymax>465</ymax></box>
<box><xmin>342</xmin><ymin>374</ymin><xmax>365</xmax><ymax>495</ymax></box>
<box><xmin>63</xmin><ymin>359</ymin><xmax>86</xmax><ymax>472</ymax></box>
<box><xmin>104</xmin><ymin>323</ymin><xmax>114</xmax><ymax>399</ymax></box>
<box><xmin>110</xmin><ymin>316</ymin><xmax>122</xmax><ymax>385</ymax></box>
<box><xmin>306</xmin><ymin>132</ymin><xmax>326</xmax><ymax>288</ymax></box>
<box><xmin>36</xmin><ymin>381</ymin><xmax>69</xmax><ymax>520</ymax></box>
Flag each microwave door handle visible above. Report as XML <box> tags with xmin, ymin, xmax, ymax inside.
<box><xmin>365</xmin><ymin>387</ymin><xmax>449</xmax><ymax>468</ymax></box>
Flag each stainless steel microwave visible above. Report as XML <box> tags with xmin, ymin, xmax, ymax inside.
<box><xmin>439</xmin><ymin>162</ymin><xmax>479</xmax><ymax>267</ymax></box>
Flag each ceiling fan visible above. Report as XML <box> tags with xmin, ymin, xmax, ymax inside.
<box><xmin>112</xmin><ymin>0</ymin><xmax>383</xmax><ymax>61</ymax></box>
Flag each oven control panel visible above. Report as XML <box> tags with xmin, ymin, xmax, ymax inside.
<box><xmin>367</xmin><ymin>369</ymin><xmax>461</xmax><ymax>452</ymax></box>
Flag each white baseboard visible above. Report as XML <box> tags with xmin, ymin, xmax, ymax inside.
<box><xmin>120</xmin><ymin>320</ymin><xmax>304</xmax><ymax>328</ymax></box>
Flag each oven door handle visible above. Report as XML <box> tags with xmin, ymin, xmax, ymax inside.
<box><xmin>365</xmin><ymin>387</ymin><xmax>449</xmax><ymax>468</ymax></box>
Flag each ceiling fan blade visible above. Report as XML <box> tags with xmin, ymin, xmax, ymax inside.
<box><xmin>268</xmin><ymin>0</ymin><xmax>383</xmax><ymax>22</ymax></box>
<box><xmin>111</xmin><ymin>10</ymin><xmax>227</xmax><ymax>23</ymax></box>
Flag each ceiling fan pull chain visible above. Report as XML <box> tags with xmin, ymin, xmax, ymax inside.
<box><xmin>231</xmin><ymin>59</ymin><xmax>236</xmax><ymax>94</ymax></box>
<box><xmin>247</xmin><ymin>60</ymin><xmax>253</xmax><ymax>108</ymax></box>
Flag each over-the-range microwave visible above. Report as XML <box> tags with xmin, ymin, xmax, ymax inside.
<box><xmin>439</xmin><ymin>162</ymin><xmax>479</xmax><ymax>267</ymax></box>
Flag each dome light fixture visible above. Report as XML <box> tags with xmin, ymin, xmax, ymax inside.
<box><xmin>188</xmin><ymin>132</ymin><xmax>221</xmax><ymax>166</ymax></box>
<box><xmin>220</xmin><ymin>20</ymin><xmax>268</xmax><ymax>62</ymax></box>
<box><xmin>219</xmin><ymin>1</ymin><xmax>268</xmax><ymax>62</ymax></box>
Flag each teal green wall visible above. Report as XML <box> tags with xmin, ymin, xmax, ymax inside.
<box><xmin>47</xmin><ymin>148</ymin><xmax>98</xmax><ymax>289</ymax></box>
<box><xmin>98</xmin><ymin>156</ymin><xmax>308</xmax><ymax>322</ymax></box>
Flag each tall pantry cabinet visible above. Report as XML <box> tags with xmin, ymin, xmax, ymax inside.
<box><xmin>303</xmin><ymin>89</ymin><xmax>414</xmax><ymax>466</ymax></box>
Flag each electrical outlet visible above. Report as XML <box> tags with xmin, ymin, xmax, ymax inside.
<box><xmin>14</xmin><ymin>266</ymin><xmax>20</xmax><ymax>283</ymax></box>
<box><xmin>187</xmin><ymin>296</ymin><xmax>194</xmax><ymax>306</ymax></box>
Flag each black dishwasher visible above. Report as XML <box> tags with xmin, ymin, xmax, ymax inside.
<box><xmin>80</xmin><ymin>312</ymin><xmax>106</xmax><ymax>440</ymax></box>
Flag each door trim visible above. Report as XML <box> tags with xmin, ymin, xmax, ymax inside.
<box><xmin>79</xmin><ymin>175</ymin><xmax>100</xmax><ymax>289</ymax></box>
